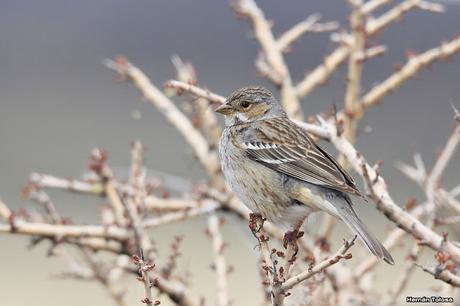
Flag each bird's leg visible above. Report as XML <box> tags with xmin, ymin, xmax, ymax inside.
<box><xmin>282</xmin><ymin>225</ymin><xmax>304</xmax><ymax>280</ymax></box>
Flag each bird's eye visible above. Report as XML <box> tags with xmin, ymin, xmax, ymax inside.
<box><xmin>241</xmin><ymin>101</ymin><xmax>250</xmax><ymax>109</ymax></box>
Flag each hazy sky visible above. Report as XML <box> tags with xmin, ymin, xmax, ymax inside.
<box><xmin>1</xmin><ymin>1</ymin><xmax>459</xmax><ymax>306</ymax></box>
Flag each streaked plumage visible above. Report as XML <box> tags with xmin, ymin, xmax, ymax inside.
<box><xmin>217</xmin><ymin>86</ymin><xmax>394</xmax><ymax>265</ymax></box>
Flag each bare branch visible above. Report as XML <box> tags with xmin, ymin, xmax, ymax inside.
<box><xmin>207</xmin><ymin>214</ymin><xmax>230</xmax><ymax>306</ymax></box>
<box><xmin>171</xmin><ymin>55</ymin><xmax>222</xmax><ymax>146</ymax></box>
<box><xmin>129</xmin><ymin>253</ymin><xmax>201</xmax><ymax>306</ymax></box>
<box><xmin>277</xmin><ymin>14</ymin><xmax>339</xmax><ymax>52</ymax></box>
<box><xmin>297</xmin><ymin>0</ymin><xmax>446</xmax><ymax>101</ymax></box>
<box><xmin>436</xmin><ymin>215</ymin><xmax>460</xmax><ymax>226</ymax></box>
<box><xmin>25</xmin><ymin>188</ymin><xmax>62</xmax><ymax>224</ymax></box>
<box><xmin>165</xmin><ymin>80</ymin><xmax>225</xmax><ymax>105</ymax></box>
<box><xmin>361</xmin><ymin>0</ymin><xmax>392</xmax><ymax>15</ymax></box>
<box><xmin>255</xmin><ymin>52</ymin><xmax>283</xmax><ymax>86</ymax></box>
<box><xmin>248</xmin><ymin>213</ymin><xmax>283</xmax><ymax>306</ymax></box>
<box><xmin>29</xmin><ymin>172</ymin><xmax>104</xmax><ymax>195</ymax></box>
<box><xmin>425</xmin><ymin>110</ymin><xmax>460</xmax><ymax>198</ymax></box>
<box><xmin>295</xmin><ymin>46</ymin><xmax>350</xmax><ymax>98</ymax></box>
<box><xmin>361</xmin><ymin>37</ymin><xmax>460</xmax><ymax>109</ymax></box>
<box><xmin>281</xmin><ymin>236</ymin><xmax>356</xmax><ymax>291</ymax></box>
<box><xmin>396</xmin><ymin>153</ymin><xmax>427</xmax><ymax>187</ymax></box>
<box><xmin>233</xmin><ymin>0</ymin><xmax>288</xmax><ymax>79</ymax></box>
<box><xmin>0</xmin><ymin>220</ymin><xmax>129</xmax><ymax>240</ymax></box>
<box><xmin>358</xmin><ymin>45</ymin><xmax>386</xmax><ymax>61</ymax></box>
<box><xmin>134</xmin><ymin>251</ymin><xmax>157</xmax><ymax>306</ymax></box>
<box><xmin>68</xmin><ymin>237</ymin><xmax>124</xmax><ymax>253</ymax></box>
<box><xmin>417</xmin><ymin>1</ymin><xmax>445</xmax><ymax>13</ymax></box>
<box><xmin>0</xmin><ymin>199</ymin><xmax>12</xmax><ymax>219</ymax></box>
<box><xmin>105</xmin><ymin>57</ymin><xmax>222</xmax><ymax>185</ymax></box>
<box><xmin>165</xmin><ymin>80</ymin><xmax>330</xmax><ymax>138</ymax></box>
<box><xmin>80</xmin><ymin>249</ymin><xmax>129</xmax><ymax>306</ymax></box>
<box><xmin>53</xmin><ymin>247</ymin><xmax>96</xmax><ymax>280</ymax></box>
<box><xmin>154</xmin><ymin>275</ymin><xmax>200</xmax><ymax>306</ymax></box>
<box><xmin>366</xmin><ymin>0</ymin><xmax>444</xmax><ymax>35</ymax></box>
<box><xmin>416</xmin><ymin>264</ymin><xmax>460</xmax><ymax>287</ymax></box>
<box><xmin>232</xmin><ymin>0</ymin><xmax>301</xmax><ymax>119</ymax></box>
<box><xmin>343</xmin><ymin>1</ymin><xmax>366</xmax><ymax>143</ymax></box>
<box><xmin>143</xmin><ymin>201</ymin><xmax>219</xmax><ymax>228</ymax></box>
<box><xmin>314</xmin><ymin>116</ymin><xmax>460</xmax><ymax>262</ymax></box>
<box><xmin>145</xmin><ymin>196</ymin><xmax>214</xmax><ymax>212</ymax></box>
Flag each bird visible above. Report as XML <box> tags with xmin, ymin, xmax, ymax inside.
<box><xmin>215</xmin><ymin>86</ymin><xmax>394</xmax><ymax>265</ymax></box>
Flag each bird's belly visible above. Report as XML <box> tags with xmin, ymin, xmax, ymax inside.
<box><xmin>220</xmin><ymin>149</ymin><xmax>310</xmax><ymax>228</ymax></box>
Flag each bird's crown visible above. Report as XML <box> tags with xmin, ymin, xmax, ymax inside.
<box><xmin>226</xmin><ymin>86</ymin><xmax>274</xmax><ymax>104</ymax></box>
<box><xmin>215</xmin><ymin>86</ymin><xmax>286</xmax><ymax>126</ymax></box>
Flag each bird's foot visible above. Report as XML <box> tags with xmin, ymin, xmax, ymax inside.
<box><xmin>281</xmin><ymin>229</ymin><xmax>304</xmax><ymax>279</ymax></box>
<box><xmin>248</xmin><ymin>213</ymin><xmax>268</xmax><ymax>247</ymax></box>
<box><xmin>283</xmin><ymin>230</ymin><xmax>304</xmax><ymax>258</ymax></box>
<box><xmin>248</xmin><ymin>213</ymin><xmax>265</xmax><ymax>234</ymax></box>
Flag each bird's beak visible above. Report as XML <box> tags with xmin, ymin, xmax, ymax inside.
<box><xmin>215</xmin><ymin>103</ymin><xmax>233</xmax><ymax>115</ymax></box>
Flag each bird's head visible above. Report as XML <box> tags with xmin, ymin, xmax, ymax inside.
<box><xmin>215</xmin><ymin>86</ymin><xmax>286</xmax><ymax>126</ymax></box>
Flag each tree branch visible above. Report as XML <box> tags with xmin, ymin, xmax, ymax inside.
<box><xmin>105</xmin><ymin>57</ymin><xmax>222</xmax><ymax>187</ymax></box>
<box><xmin>361</xmin><ymin>37</ymin><xmax>460</xmax><ymax>109</ymax></box>
<box><xmin>277</xmin><ymin>14</ymin><xmax>339</xmax><ymax>52</ymax></box>
<box><xmin>281</xmin><ymin>236</ymin><xmax>356</xmax><ymax>291</ymax></box>
<box><xmin>232</xmin><ymin>0</ymin><xmax>302</xmax><ymax>119</ymax></box>
<box><xmin>207</xmin><ymin>214</ymin><xmax>230</xmax><ymax>306</ymax></box>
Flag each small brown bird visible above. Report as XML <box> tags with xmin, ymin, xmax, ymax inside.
<box><xmin>216</xmin><ymin>86</ymin><xmax>394</xmax><ymax>265</ymax></box>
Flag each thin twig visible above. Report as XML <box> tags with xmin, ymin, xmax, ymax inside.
<box><xmin>143</xmin><ymin>201</ymin><xmax>219</xmax><ymax>228</ymax></box>
<box><xmin>133</xmin><ymin>250</ymin><xmax>157</xmax><ymax>306</ymax></box>
<box><xmin>171</xmin><ymin>55</ymin><xmax>221</xmax><ymax>146</ymax></box>
<box><xmin>232</xmin><ymin>0</ymin><xmax>301</xmax><ymax>119</ymax></box>
<box><xmin>277</xmin><ymin>14</ymin><xmax>339</xmax><ymax>52</ymax></box>
<box><xmin>248</xmin><ymin>213</ymin><xmax>283</xmax><ymax>306</ymax></box>
<box><xmin>281</xmin><ymin>236</ymin><xmax>356</xmax><ymax>291</ymax></box>
<box><xmin>361</xmin><ymin>37</ymin><xmax>460</xmax><ymax>108</ymax></box>
<box><xmin>207</xmin><ymin>214</ymin><xmax>230</xmax><ymax>306</ymax></box>
<box><xmin>29</xmin><ymin>172</ymin><xmax>104</xmax><ymax>195</ymax></box>
<box><xmin>295</xmin><ymin>46</ymin><xmax>350</xmax><ymax>98</ymax></box>
<box><xmin>0</xmin><ymin>220</ymin><xmax>129</xmax><ymax>240</ymax></box>
<box><xmin>416</xmin><ymin>264</ymin><xmax>460</xmax><ymax>287</ymax></box>
<box><xmin>366</xmin><ymin>0</ymin><xmax>444</xmax><ymax>35</ymax></box>
<box><xmin>105</xmin><ymin>57</ymin><xmax>223</xmax><ymax>188</ymax></box>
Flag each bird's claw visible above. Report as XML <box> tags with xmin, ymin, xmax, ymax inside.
<box><xmin>283</xmin><ymin>230</ymin><xmax>303</xmax><ymax>257</ymax></box>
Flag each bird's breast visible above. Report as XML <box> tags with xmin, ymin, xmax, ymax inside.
<box><xmin>218</xmin><ymin>128</ymin><xmax>308</xmax><ymax>226</ymax></box>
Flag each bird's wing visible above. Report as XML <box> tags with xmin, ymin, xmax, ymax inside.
<box><xmin>238</xmin><ymin>117</ymin><xmax>362</xmax><ymax>197</ymax></box>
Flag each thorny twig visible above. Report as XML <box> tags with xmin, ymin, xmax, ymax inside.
<box><xmin>133</xmin><ymin>250</ymin><xmax>159</xmax><ymax>306</ymax></box>
<box><xmin>281</xmin><ymin>236</ymin><xmax>356</xmax><ymax>292</ymax></box>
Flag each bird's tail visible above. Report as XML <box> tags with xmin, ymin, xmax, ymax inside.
<box><xmin>337</xmin><ymin>196</ymin><xmax>394</xmax><ymax>265</ymax></box>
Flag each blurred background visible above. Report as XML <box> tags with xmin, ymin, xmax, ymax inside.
<box><xmin>1</xmin><ymin>0</ymin><xmax>460</xmax><ymax>305</ymax></box>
